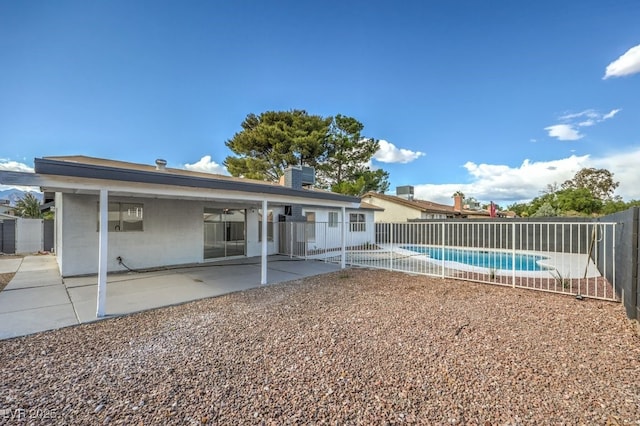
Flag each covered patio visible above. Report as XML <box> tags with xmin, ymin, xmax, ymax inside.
<box><xmin>0</xmin><ymin>156</ymin><xmax>360</xmax><ymax>320</ymax></box>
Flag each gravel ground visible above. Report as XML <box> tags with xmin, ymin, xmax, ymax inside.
<box><xmin>1</xmin><ymin>269</ymin><xmax>639</xmax><ymax>425</ymax></box>
<box><xmin>0</xmin><ymin>273</ymin><xmax>14</xmax><ymax>292</ymax></box>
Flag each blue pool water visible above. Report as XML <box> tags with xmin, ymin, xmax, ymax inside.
<box><xmin>401</xmin><ymin>246</ymin><xmax>549</xmax><ymax>271</ymax></box>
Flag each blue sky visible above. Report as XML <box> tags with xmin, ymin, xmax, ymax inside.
<box><xmin>1</xmin><ymin>0</ymin><xmax>639</xmax><ymax>206</ymax></box>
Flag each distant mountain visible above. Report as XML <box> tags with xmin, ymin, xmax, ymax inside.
<box><xmin>0</xmin><ymin>189</ymin><xmax>43</xmax><ymax>206</ymax></box>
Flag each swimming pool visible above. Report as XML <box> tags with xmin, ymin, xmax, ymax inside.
<box><xmin>401</xmin><ymin>246</ymin><xmax>549</xmax><ymax>271</ymax></box>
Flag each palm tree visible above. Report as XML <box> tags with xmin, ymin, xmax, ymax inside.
<box><xmin>15</xmin><ymin>193</ymin><xmax>42</xmax><ymax>218</ymax></box>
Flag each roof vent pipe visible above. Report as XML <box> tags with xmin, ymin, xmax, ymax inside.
<box><xmin>155</xmin><ymin>159</ymin><xmax>167</xmax><ymax>170</ymax></box>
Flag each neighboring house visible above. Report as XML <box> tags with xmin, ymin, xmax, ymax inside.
<box><xmin>0</xmin><ymin>200</ymin><xmax>15</xmax><ymax>216</ymax></box>
<box><xmin>0</xmin><ymin>156</ymin><xmax>370</xmax><ymax>278</ymax></box>
<box><xmin>362</xmin><ymin>187</ymin><xmax>504</xmax><ymax>222</ymax></box>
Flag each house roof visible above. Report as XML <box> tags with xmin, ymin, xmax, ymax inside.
<box><xmin>358</xmin><ymin>200</ymin><xmax>385</xmax><ymax>211</ymax></box>
<box><xmin>44</xmin><ymin>156</ymin><xmax>279</xmax><ymax>186</ymax></box>
<box><xmin>32</xmin><ymin>156</ymin><xmax>360</xmax><ymax>204</ymax></box>
<box><xmin>0</xmin><ymin>212</ymin><xmax>17</xmax><ymax>221</ymax></box>
<box><xmin>362</xmin><ymin>192</ymin><xmax>490</xmax><ymax>217</ymax></box>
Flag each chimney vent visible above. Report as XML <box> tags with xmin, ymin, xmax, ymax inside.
<box><xmin>155</xmin><ymin>159</ymin><xmax>167</xmax><ymax>170</ymax></box>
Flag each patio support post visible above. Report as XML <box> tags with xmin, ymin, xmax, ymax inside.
<box><xmin>341</xmin><ymin>206</ymin><xmax>346</xmax><ymax>269</ymax></box>
<box><xmin>97</xmin><ymin>188</ymin><xmax>108</xmax><ymax>317</ymax></box>
<box><xmin>261</xmin><ymin>199</ymin><xmax>268</xmax><ymax>285</ymax></box>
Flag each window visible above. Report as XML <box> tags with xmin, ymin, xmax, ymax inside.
<box><xmin>258</xmin><ymin>209</ymin><xmax>274</xmax><ymax>242</ymax></box>
<box><xmin>305</xmin><ymin>211</ymin><xmax>316</xmax><ymax>242</ymax></box>
<box><xmin>349</xmin><ymin>213</ymin><xmax>366</xmax><ymax>232</ymax></box>
<box><xmin>328</xmin><ymin>211</ymin><xmax>339</xmax><ymax>228</ymax></box>
<box><xmin>98</xmin><ymin>202</ymin><xmax>144</xmax><ymax>232</ymax></box>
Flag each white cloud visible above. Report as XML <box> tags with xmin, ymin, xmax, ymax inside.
<box><xmin>0</xmin><ymin>160</ymin><xmax>34</xmax><ymax>173</ymax></box>
<box><xmin>545</xmin><ymin>124</ymin><xmax>583</xmax><ymax>141</ymax></box>
<box><xmin>373</xmin><ymin>140</ymin><xmax>425</xmax><ymax>164</ymax></box>
<box><xmin>184</xmin><ymin>155</ymin><xmax>228</xmax><ymax>175</ymax></box>
<box><xmin>604</xmin><ymin>44</ymin><xmax>640</xmax><ymax>79</ymax></box>
<box><xmin>410</xmin><ymin>148</ymin><xmax>640</xmax><ymax>206</ymax></box>
<box><xmin>546</xmin><ymin>108</ymin><xmax>621</xmax><ymax>140</ymax></box>
<box><xmin>602</xmin><ymin>108</ymin><xmax>621</xmax><ymax>120</ymax></box>
<box><xmin>559</xmin><ymin>110</ymin><xmax>599</xmax><ymax>121</ymax></box>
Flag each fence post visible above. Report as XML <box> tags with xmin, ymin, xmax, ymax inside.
<box><xmin>441</xmin><ymin>222</ymin><xmax>446</xmax><ymax>278</ymax></box>
<box><xmin>289</xmin><ymin>222</ymin><xmax>293</xmax><ymax>258</ymax></box>
<box><xmin>323</xmin><ymin>222</ymin><xmax>327</xmax><ymax>263</ymax></box>
<box><xmin>390</xmin><ymin>223</ymin><xmax>394</xmax><ymax>271</ymax></box>
<box><xmin>340</xmin><ymin>206</ymin><xmax>346</xmax><ymax>269</ymax></box>
<box><xmin>512</xmin><ymin>222</ymin><xmax>516</xmax><ymax>288</ymax></box>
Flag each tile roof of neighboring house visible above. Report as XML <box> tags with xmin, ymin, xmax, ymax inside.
<box><xmin>358</xmin><ymin>200</ymin><xmax>385</xmax><ymax>211</ymax></box>
<box><xmin>362</xmin><ymin>192</ymin><xmax>490</xmax><ymax>217</ymax></box>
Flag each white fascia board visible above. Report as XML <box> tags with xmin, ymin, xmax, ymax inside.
<box><xmin>5</xmin><ymin>172</ymin><xmax>358</xmax><ymax>209</ymax></box>
<box><xmin>0</xmin><ymin>171</ymin><xmax>47</xmax><ymax>187</ymax></box>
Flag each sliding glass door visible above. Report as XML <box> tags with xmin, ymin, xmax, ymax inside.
<box><xmin>203</xmin><ymin>208</ymin><xmax>246</xmax><ymax>259</ymax></box>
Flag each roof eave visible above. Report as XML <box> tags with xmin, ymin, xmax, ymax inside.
<box><xmin>33</xmin><ymin>158</ymin><xmax>360</xmax><ymax>204</ymax></box>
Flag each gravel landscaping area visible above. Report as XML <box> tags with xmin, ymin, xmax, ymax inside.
<box><xmin>1</xmin><ymin>269</ymin><xmax>639</xmax><ymax>424</ymax></box>
<box><xmin>0</xmin><ymin>273</ymin><xmax>14</xmax><ymax>292</ymax></box>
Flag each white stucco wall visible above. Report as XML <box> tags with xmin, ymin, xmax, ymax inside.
<box><xmin>245</xmin><ymin>207</ymin><xmax>282</xmax><ymax>257</ymax></box>
<box><xmin>58</xmin><ymin>194</ymin><xmax>286</xmax><ymax>276</ymax></box>
<box><xmin>59</xmin><ymin>194</ymin><xmax>203</xmax><ymax>276</ymax></box>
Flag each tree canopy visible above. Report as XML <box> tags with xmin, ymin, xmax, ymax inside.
<box><xmin>224</xmin><ymin>110</ymin><xmax>331</xmax><ymax>181</ymax></box>
<box><xmin>316</xmin><ymin>114</ymin><xmax>389</xmax><ymax>195</ymax></box>
<box><xmin>224</xmin><ymin>110</ymin><xmax>389</xmax><ymax>195</ymax></box>
<box><xmin>561</xmin><ymin>167</ymin><xmax>619</xmax><ymax>201</ymax></box>
<box><xmin>507</xmin><ymin>167</ymin><xmax>635</xmax><ymax>217</ymax></box>
<box><xmin>14</xmin><ymin>193</ymin><xmax>42</xmax><ymax>218</ymax></box>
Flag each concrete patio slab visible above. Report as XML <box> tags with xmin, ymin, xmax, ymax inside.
<box><xmin>67</xmin><ymin>258</ymin><xmax>341</xmax><ymax>323</ymax></box>
<box><xmin>4</xmin><ymin>269</ymin><xmax>63</xmax><ymax>289</ymax></box>
<box><xmin>0</xmin><ymin>304</ymin><xmax>79</xmax><ymax>340</ymax></box>
<box><xmin>0</xmin><ymin>284</ymin><xmax>72</xmax><ymax>314</ymax></box>
<box><xmin>67</xmin><ymin>272</ymin><xmax>213</xmax><ymax>322</ymax></box>
<box><xmin>0</xmin><ymin>257</ymin><xmax>23</xmax><ymax>274</ymax></box>
<box><xmin>0</xmin><ymin>254</ymin><xmax>343</xmax><ymax>339</ymax></box>
<box><xmin>11</xmin><ymin>255</ymin><xmax>58</xmax><ymax>272</ymax></box>
<box><xmin>4</xmin><ymin>255</ymin><xmax>62</xmax><ymax>290</ymax></box>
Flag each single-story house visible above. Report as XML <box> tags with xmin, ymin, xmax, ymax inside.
<box><xmin>361</xmin><ymin>188</ymin><xmax>505</xmax><ymax>222</ymax></box>
<box><xmin>0</xmin><ymin>155</ymin><xmax>376</xmax><ymax>316</ymax></box>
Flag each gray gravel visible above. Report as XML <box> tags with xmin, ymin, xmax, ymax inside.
<box><xmin>1</xmin><ymin>269</ymin><xmax>639</xmax><ymax>425</ymax></box>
